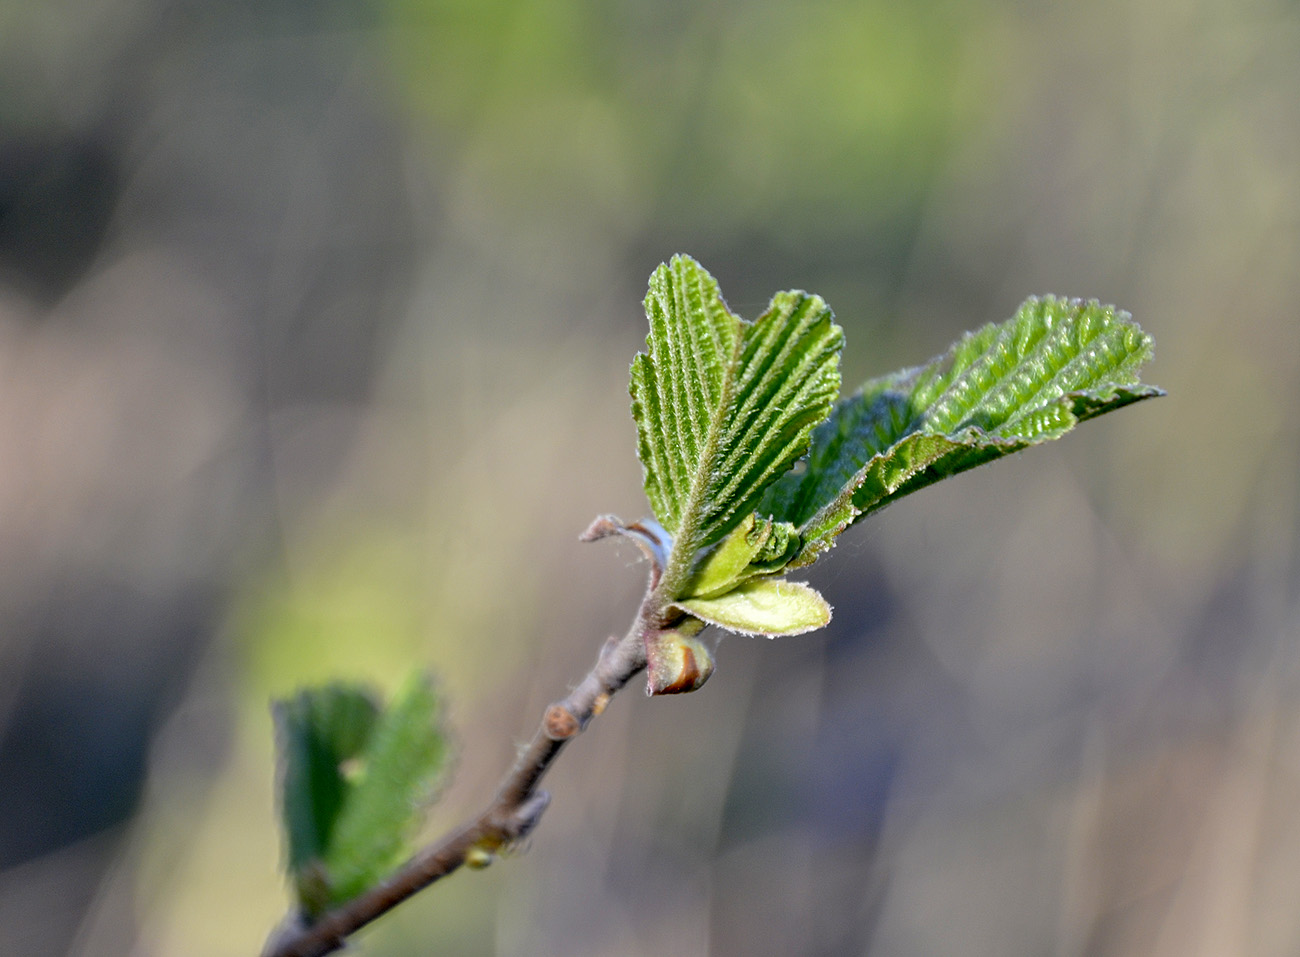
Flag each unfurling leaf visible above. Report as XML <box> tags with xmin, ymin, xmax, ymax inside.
<box><xmin>681</xmin><ymin>513</ymin><xmax>801</xmax><ymax>600</ymax></box>
<box><xmin>760</xmin><ymin>295</ymin><xmax>1162</xmax><ymax>566</ymax></box>
<box><xmin>675</xmin><ymin>579</ymin><xmax>832</xmax><ymax>637</ymax></box>
<box><xmin>630</xmin><ymin>254</ymin><xmax>843</xmax><ymax>592</ymax></box>
<box><xmin>274</xmin><ymin>673</ymin><xmax>451</xmax><ymax>917</ymax></box>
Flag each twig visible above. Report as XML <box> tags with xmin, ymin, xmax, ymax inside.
<box><xmin>262</xmin><ymin>583</ymin><xmax>661</xmax><ymax>957</ymax></box>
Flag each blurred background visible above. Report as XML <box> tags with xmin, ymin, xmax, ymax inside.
<box><xmin>0</xmin><ymin>0</ymin><xmax>1297</xmax><ymax>954</ymax></box>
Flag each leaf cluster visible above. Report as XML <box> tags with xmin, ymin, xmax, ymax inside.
<box><xmin>267</xmin><ymin>252</ymin><xmax>1162</xmax><ymax>940</ymax></box>
<box><xmin>626</xmin><ymin>254</ymin><xmax>1161</xmax><ymax>645</ymax></box>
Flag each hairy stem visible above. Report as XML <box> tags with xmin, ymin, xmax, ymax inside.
<box><xmin>262</xmin><ymin>585</ymin><xmax>659</xmax><ymax>957</ymax></box>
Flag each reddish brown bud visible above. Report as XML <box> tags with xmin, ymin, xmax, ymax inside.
<box><xmin>645</xmin><ymin>627</ymin><xmax>715</xmax><ymax>695</ymax></box>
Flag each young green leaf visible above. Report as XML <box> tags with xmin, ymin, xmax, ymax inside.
<box><xmin>274</xmin><ymin>684</ymin><xmax>381</xmax><ymax>884</ymax></box>
<box><xmin>323</xmin><ymin>673</ymin><xmax>450</xmax><ymax>906</ymax></box>
<box><xmin>674</xmin><ymin>579</ymin><xmax>832</xmax><ymax>636</ymax></box>
<box><xmin>630</xmin><ymin>254</ymin><xmax>843</xmax><ymax>593</ymax></box>
<box><xmin>273</xmin><ymin>674</ymin><xmax>450</xmax><ymax>917</ymax></box>
<box><xmin>680</xmin><ymin>513</ymin><xmax>801</xmax><ymax>600</ymax></box>
<box><xmin>759</xmin><ymin>295</ymin><xmax>1162</xmax><ymax>566</ymax></box>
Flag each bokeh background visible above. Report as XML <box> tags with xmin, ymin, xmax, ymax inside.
<box><xmin>1</xmin><ymin>0</ymin><xmax>1298</xmax><ymax>954</ymax></box>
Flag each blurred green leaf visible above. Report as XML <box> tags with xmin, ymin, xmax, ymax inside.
<box><xmin>630</xmin><ymin>254</ymin><xmax>843</xmax><ymax>591</ymax></box>
<box><xmin>274</xmin><ymin>684</ymin><xmax>380</xmax><ymax>880</ymax></box>
<box><xmin>324</xmin><ymin>674</ymin><xmax>450</xmax><ymax>905</ymax></box>
<box><xmin>274</xmin><ymin>674</ymin><xmax>451</xmax><ymax>917</ymax></box>
<box><xmin>759</xmin><ymin>296</ymin><xmax>1163</xmax><ymax>566</ymax></box>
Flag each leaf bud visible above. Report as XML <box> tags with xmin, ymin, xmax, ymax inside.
<box><xmin>645</xmin><ymin>624</ymin><xmax>715</xmax><ymax>695</ymax></box>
